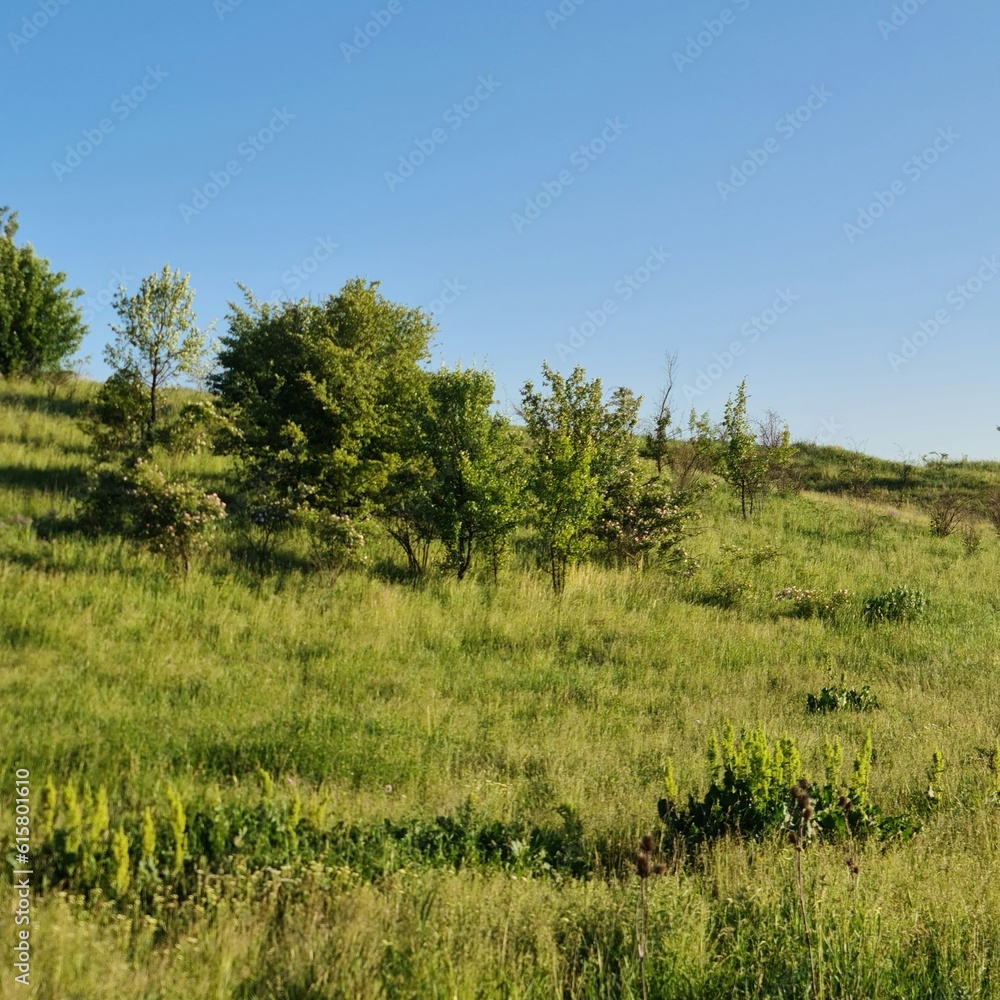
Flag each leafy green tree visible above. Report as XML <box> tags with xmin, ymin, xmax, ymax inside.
<box><xmin>211</xmin><ymin>279</ymin><xmax>434</xmax><ymax>526</ymax></box>
<box><xmin>520</xmin><ymin>364</ymin><xmax>641</xmax><ymax>593</ymax></box>
<box><xmin>105</xmin><ymin>266</ymin><xmax>212</xmax><ymax>436</ymax></box>
<box><xmin>0</xmin><ymin>206</ymin><xmax>86</xmax><ymax>377</ymax></box>
<box><xmin>82</xmin><ymin>367</ymin><xmax>151</xmax><ymax>460</ymax></box>
<box><xmin>722</xmin><ymin>379</ymin><xmax>768</xmax><ymax>518</ymax></box>
<box><xmin>422</xmin><ymin>367</ymin><xmax>526</xmax><ymax>580</ymax></box>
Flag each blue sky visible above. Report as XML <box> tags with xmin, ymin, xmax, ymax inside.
<box><xmin>3</xmin><ymin>0</ymin><xmax>998</xmax><ymax>459</ymax></box>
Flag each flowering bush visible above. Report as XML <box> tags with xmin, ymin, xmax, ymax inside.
<box><xmin>80</xmin><ymin>457</ymin><xmax>226</xmax><ymax>571</ymax></box>
<box><xmin>294</xmin><ymin>505</ymin><xmax>367</xmax><ymax>575</ymax></box>
<box><xmin>157</xmin><ymin>400</ymin><xmax>236</xmax><ymax>457</ymax></box>
<box><xmin>593</xmin><ymin>471</ymin><xmax>702</xmax><ymax>570</ymax></box>
<box><xmin>775</xmin><ymin>586</ymin><xmax>853</xmax><ymax>620</ymax></box>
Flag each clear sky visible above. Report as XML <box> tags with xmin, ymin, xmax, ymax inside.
<box><xmin>3</xmin><ymin>0</ymin><xmax>998</xmax><ymax>459</ymax></box>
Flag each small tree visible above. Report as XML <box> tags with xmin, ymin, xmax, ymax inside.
<box><xmin>757</xmin><ymin>409</ymin><xmax>796</xmax><ymax>494</ymax></box>
<box><xmin>82</xmin><ymin>368</ymin><xmax>151</xmax><ymax>460</ymax></box>
<box><xmin>521</xmin><ymin>365</ymin><xmax>640</xmax><ymax>593</ymax></box>
<box><xmin>926</xmin><ymin>489</ymin><xmax>974</xmax><ymax>537</ymax></box>
<box><xmin>669</xmin><ymin>408</ymin><xmax>722</xmax><ymax>490</ymax></box>
<box><xmin>105</xmin><ymin>266</ymin><xmax>212</xmax><ymax>437</ymax></box>
<box><xmin>419</xmin><ymin>367</ymin><xmax>526</xmax><ymax>580</ymax></box>
<box><xmin>593</xmin><ymin>470</ymin><xmax>700</xmax><ymax>570</ymax></box>
<box><xmin>722</xmin><ymin>380</ymin><xmax>768</xmax><ymax>518</ymax></box>
<box><xmin>644</xmin><ymin>351</ymin><xmax>677</xmax><ymax>475</ymax></box>
<box><xmin>0</xmin><ymin>206</ymin><xmax>86</xmax><ymax>377</ymax></box>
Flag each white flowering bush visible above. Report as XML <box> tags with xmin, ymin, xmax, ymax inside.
<box><xmin>80</xmin><ymin>457</ymin><xmax>227</xmax><ymax>571</ymax></box>
<box><xmin>294</xmin><ymin>504</ymin><xmax>367</xmax><ymax>575</ymax></box>
<box><xmin>593</xmin><ymin>471</ymin><xmax>702</xmax><ymax>570</ymax></box>
<box><xmin>775</xmin><ymin>586</ymin><xmax>853</xmax><ymax>620</ymax></box>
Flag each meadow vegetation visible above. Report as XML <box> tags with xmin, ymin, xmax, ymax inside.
<box><xmin>1</xmin><ymin>272</ymin><xmax>1000</xmax><ymax>996</ymax></box>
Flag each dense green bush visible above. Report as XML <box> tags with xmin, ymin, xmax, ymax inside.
<box><xmin>862</xmin><ymin>585</ymin><xmax>927</xmax><ymax>624</ymax></box>
<box><xmin>658</xmin><ymin>726</ymin><xmax>919</xmax><ymax>846</ymax></box>
<box><xmin>79</xmin><ymin>457</ymin><xmax>226</xmax><ymax>570</ymax></box>
<box><xmin>806</xmin><ymin>682</ymin><xmax>879</xmax><ymax>713</ymax></box>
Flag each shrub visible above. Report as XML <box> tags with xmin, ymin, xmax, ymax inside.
<box><xmin>82</xmin><ymin>367</ymin><xmax>151</xmax><ymax>459</ymax></box>
<box><xmin>806</xmin><ymin>681</ymin><xmax>879</xmax><ymax>713</ymax></box>
<box><xmin>861</xmin><ymin>585</ymin><xmax>927</xmax><ymax>624</ymax></box>
<box><xmin>775</xmin><ymin>586</ymin><xmax>852</xmax><ymax>620</ymax></box>
<box><xmin>295</xmin><ymin>505</ymin><xmax>367</xmax><ymax>575</ymax></box>
<box><xmin>926</xmin><ymin>489</ymin><xmax>974</xmax><ymax>537</ymax></box>
<box><xmin>79</xmin><ymin>457</ymin><xmax>227</xmax><ymax>571</ymax></box>
<box><xmin>157</xmin><ymin>400</ymin><xmax>234</xmax><ymax>456</ymax></box>
<box><xmin>657</xmin><ymin>725</ymin><xmax>919</xmax><ymax>846</ymax></box>
<box><xmin>593</xmin><ymin>473</ymin><xmax>701</xmax><ymax>570</ymax></box>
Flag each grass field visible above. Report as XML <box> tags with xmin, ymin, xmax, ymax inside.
<box><xmin>2</xmin><ymin>377</ymin><xmax>1000</xmax><ymax>998</ymax></box>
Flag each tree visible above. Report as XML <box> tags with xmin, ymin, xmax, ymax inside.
<box><xmin>520</xmin><ymin>364</ymin><xmax>641</xmax><ymax>592</ymax></box>
<box><xmin>105</xmin><ymin>266</ymin><xmax>212</xmax><ymax>436</ymax></box>
<box><xmin>644</xmin><ymin>351</ymin><xmax>677</xmax><ymax>474</ymax></box>
<box><xmin>593</xmin><ymin>469</ymin><xmax>701</xmax><ymax>570</ymax></box>
<box><xmin>722</xmin><ymin>380</ymin><xmax>768</xmax><ymax>518</ymax></box>
<box><xmin>669</xmin><ymin>408</ymin><xmax>722</xmax><ymax>490</ymax></box>
<box><xmin>757</xmin><ymin>409</ymin><xmax>796</xmax><ymax>493</ymax></box>
<box><xmin>211</xmin><ymin>279</ymin><xmax>434</xmax><ymax>524</ymax></box>
<box><xmin>0</xmin><ymin>206</ymin><xmax>86</xmax><ymax>377</ymax></box>
<box><xmin>422</xmin><ymin>367</ymin><xmax>526</xmax><ymax>580</ymax></box>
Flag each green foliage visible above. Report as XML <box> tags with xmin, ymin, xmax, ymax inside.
<box><xmin>658</xmin><ymin>725</ymin><xmax>919</xmax><ymax>845</ymax></box>
<box><xmin>422</xmin><ymin>367</ymin><xmax>526</xmax><ymax>580</ymax></box>
<box><xmin>520</xmin><ymin>365</ymin><xmax>641</xmax><ymax>592</ymax></box>
<box><xmin>79</xmin><ymin>457</ymin><xmax>227</xmax><ymax>571</ymax></box>
<box><xmin>380</xmin><ymin>366</ymin><xmax>527</xmax><ymax>579</ymax></box>
<box><xmin>157</xmin><ymin>399</ymin><xmax>234</xmax><ymax>457</ymax></box>
<box><xmin>212</xmin><ymin>280</ymin><xmax>433</xmax><ymax>521</ymax></box>
<box><xmin>0</xmin><ymin>206</ymin><xmax>86</xmax><ymax>377</ymax></box>
<box><xmin>721</xmin><ymin>380</ymin><xmax>768</xmax><ymax>518</ymax></box>
<box><xmin>592</xmin><ymin>470</ymin><xmax>701</xmax><ymax>570</ymax></box>
<box><xmin>806</xmin><ymin>681</ymin><xmax>879</xmax><ymax>713</ymax></box>
<box><xmin>110</xmin><ymin>827</ymin><xmax>130</xmax><ymax>898</ymax></box>
<box><xmin>862</xmin><ymin>585</ymin><xmax>927</xmax><ymax>624</ymax></box>
<box><xmin>166</xmin><ymin>784</ymin><xmax>187</xmax><ymax>873</ymax></box>
<box><xmin>105</xmin><ymin>265</ymin><xmax>213</xmax><ymax>432</ymax></box>
<box><xmin>31</xmin><ymin>786</ymin><xmax>593</xmax><ymax>908</ymax></box>
<box><xmin>775</xmin><ymin>586</ymin><xmax>853</xmax><ymax>620</ymax></box>
<box><xmin>295</xmin><ymin>503</ymin><xmax>367</xmax><ymax>575</ymax></box>
<box><xmin>82</xmin><ymin>367</ymin><xmax>151</xmax><ymax>459</ymax></box>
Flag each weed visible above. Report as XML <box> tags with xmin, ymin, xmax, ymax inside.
<box><xmin>807</xmin><ymin>679</ymin><xmax>879</xmax><ymax>713</ymax></box>
<box><xmin>862</xmin><ymin>585</ymin><xmax>927</xmax><ymax>624</ymax></box>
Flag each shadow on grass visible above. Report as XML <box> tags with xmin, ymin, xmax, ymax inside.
<box><xmin>0</xmin><ymin>462</ymin><xmax>88</xmax><ymax>497</ymax></box>
<box><xmin>0</xmin><ymin>381</ymin><xmax>91</xmax><ymax>420</ymax></box>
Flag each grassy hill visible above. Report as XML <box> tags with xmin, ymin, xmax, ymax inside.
<box><xmin>2</xmin><ymin>377</ymin><xmax>1000</xmax><ymax>998</ymax></box>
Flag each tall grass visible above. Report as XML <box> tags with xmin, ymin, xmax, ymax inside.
<box><xmin>2</xmin><ymin>378</ymin><xmax>1000</xmax><ymax>997</ymax></box>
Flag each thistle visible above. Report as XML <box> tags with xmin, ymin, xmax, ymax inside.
<box><xmin>635</xmin><ymin>833</ymin><xmax>667</xmax><ymax>1000</ymax></box>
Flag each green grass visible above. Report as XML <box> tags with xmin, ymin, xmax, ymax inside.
<box><xmin>2</xmin><ymin>377</ymin><xmax>1000</xmax><ymax>998</ymax></box>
